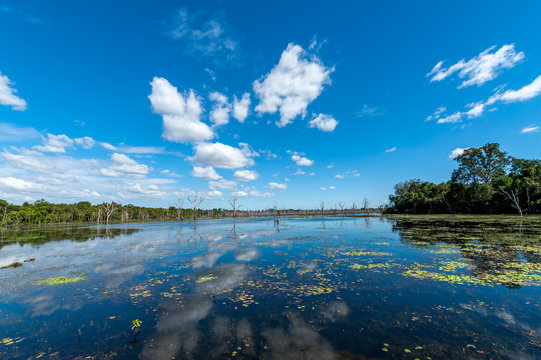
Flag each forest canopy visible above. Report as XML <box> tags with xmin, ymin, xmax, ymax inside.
<box><xmin>386</xmin><ymin>143</ymin><xmax>541</xmax><ymax>215</ymax></box>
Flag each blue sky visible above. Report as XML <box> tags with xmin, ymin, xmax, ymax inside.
<box><xmin>0</xmin><ymin>0</ymin><xmax>540</xmax><ymax>209</ymax></box>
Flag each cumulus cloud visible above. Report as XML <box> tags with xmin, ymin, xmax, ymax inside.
<box><xmin>209</xmin><ymin>179</ymin><xmax>237</xmax><ymax>189</ymax></box>
<box><xmin>308</xmin><ymin>113</ymin><xmax>338</xmax><ymax>132</ymax></box>
<box><xmin>521</xmin><ymin>125</ymin><xmax>539</xmax><ymax>134</ymax></box>
<box><xmin>288</xmin><ymin>151</ymin><xmax>314</xmax><ymax>166</ymax></box>
<box><xmin>0</xmin><ymin>176</ymin><xmax>41</xmax><ymax>191</ymax></box>
<box><xmin>434</xmin><ymin>75</ymin><xmax>541</xmax><ymax>124</ymax></box>
<box><xmin>385</xmin><ymin>147</ymin><xmax>397</xmax><ymax>153</ymax></box>
<box><xmin>232</xmin><ymin>93</ymin><xmax>250</xmax><ymax>123</ymax></box>
<box><xmin>268</xmin><ymin>182</ymin><xmax>287</xmax><ymax>190</ymax></box>
<box><xmin>119</xmin><ymin>184</ymin><xmax>166</xmax><ymax>199</ymax></box>
<box><xmin>253</xmin><ymin>43</ymin><xmax>333</xmax><ymax>127</ymax></box>
<box><xmin>0</xmin><ymin>123</ymin><xmax>40</xmax><ymax>142</ymax></box>
<box><xmin>0</xmin><ymin>72</ymin><xmax>27</xmax><ymax>110</ymax></box>
<box><xmin>100</xmin><ymin>153</ymin><xmax>149</xmax><ymax>177</ymax></box>
<box><xmin>149</xmin><ymin>77</ymin><xmax>213</xmax><ymax>143</ymax></box>
<box><xmin>449</xmin><ymin>147</ymin><xmax>469</xmax><ymax>159</ymax></box>
<box><xmin>192</xmin><ymin>166</ymin><xmax>222</xmax><ymax>180</ymax></box>
<box><xmin>192</xmin><ymin>142</ymin><xmax>255</xmax><ymax>169</ymax></box>
<box><xmin>206</xmin><ymin>189</ymin><xmax>223</xmax><ymax>199</ymax></box>
<box><xmin>231</xmin><ymin>189</ymin><xmax>274</xmax><ymax>198</ymax></box>
<box><xmin>33</xmin><ymin>134</ymin><xmax>74</xmax><ymax>153</ymax></box>
<box><xmin>427</xmin><ymin>44</ymin><xmax>524</xmax><ymax>88</ymax></box>
<box><xmin>233</xmin><ymin>170</ymin><xmax>259</xmax><ymax>181</ymax></box>
<box><xmin>209</xmin><ymin>91</ymin><xmax>231</xmax><ymax>126</ymax></box>
<box><xmin>334</xmin><ymin>170</ymin><xmax>359</xmax><ymax>178</ymax></box>
<box><xmin>168</xmin><ymin>8</ymin><xmax>238</xmax><ymax>64</ymax></box>
<box><xmin>74</xmin><ymin>136</ymin><xmax>95</xmax><ymax>149</ymax></box>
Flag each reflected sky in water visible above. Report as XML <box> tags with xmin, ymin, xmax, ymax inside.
<box><xmin>0</xmin><ymin>216</ymin><xmax>540</xmax><ymax>359</ymax></box>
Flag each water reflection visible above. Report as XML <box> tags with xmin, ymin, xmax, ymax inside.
<box><xmin>0</xmin><ymin>216</ymin><xmax>540</xmax><ymax>359</ymax></box>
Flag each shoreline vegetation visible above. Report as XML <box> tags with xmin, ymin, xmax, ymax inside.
<box><xmin>0</xmin><ymin>196</ymin><xmax>379</xmax><ymax>228</ymax></box>
<box><xmin>385</xmin><ymin>143</ymin><xmax>541</xmax><ymax>216</ymax></box>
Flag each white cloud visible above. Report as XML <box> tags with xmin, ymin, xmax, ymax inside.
<box><xmin>33</xmin><ymin>134</ymin><xmax>74</xmax><ymax>153</ymax></box>
<box><xmin>436</xmin><ymin>75</ymin><xmax>541</xmax><ymax>124</ymax></box>
<box><xmin>209</xmin><ymin>179</ymin><xmax>237</xmax><ymax>189</ymax></box>
<box><xmin>427</xmin><ymin>44</ymin><xmax>524</xmax><ymax>88</ymax></box>
<box><xmin>232</xmin><ymin>93</ymin><xmax>250</xmax><ymax>123</ymax></box>
<box><xmin>209</xmin><ymin>91</ymin><xmax>231</xmax><ymax>126</ymax></box>
<box><xmin>0</xmin><ymin>123</ymin><xmax>40</xmax><ymax>142</ymax></box>
<box><xmin>192</xmin><ymin>166</ymin><xmax>222</xmax><ymax>180</ymax></box>
<box><xmin>119</xmin><ymin>184</ymin><xmax>166</xmax><ymax>199</ymax></box>
<box><xmin>0</xmin><ymin>72</ymin><xmax>27</xmax><ymax>110</ymax></box>
<box><xmin>192</xmin><ymin>142</ymin><xmax>255</xmax><ymax>169</ymax></box>
<box><xmin>100</xmin><ymin>142</ymin><xmax>118</xmax><ymax>151</ymax></box>
<box><xmin>290</xmin><ymin>151</ymin><xmax>314</xmax><ymax>166</ymax></box>
<box><xmin>168</xmin><ymin>8</ymin><xmax>238</xmax><ymax>63</ymax></box>
<box><xmin>233</xmin><ymin>170</ymin><xmax>259</xmax><ymax>181</ymax></box>
<box><xmin>74</xmin><ymin>136</ymin><xmax>95</xmax><ymax>149</ymax></box>
<box><xmin>0</xmin><ymin>176</ymin><xmax>40</xmax><ymax>191</ymax></box>
<box><xmin>425</xmin><ymin>106</ymin><xmax>447</xmax><ymax>121</ymax></box>
<box><xmin>231</xmin><ymin>189</ymin><xmax>273</xmax><ymax>198</ymax></box>
<box><xmin>149</xmin><ymin>77</ymin><xmax>213</xmax><ymax>143</ymax></box>
<box><xmin>356</xmin><ymin>104</ymin><xmax>386</xmax><ymax>118</ymax></box>
<box><xmin>308</xmin><ymin>113</ymin><xmax>338</xmax><ymax>132</ymax></box>
<box><xmin>334</xmin><ymin>170</ymin><xmax>360</xmax><ymax>178</ymax></box>
<box><xmin>489</xmin><ymin>75</ymin><xmax>541</xmax><ymax>103</ymax></box>
<box><xmin>521</xmin><ymin>125</ymin><xmax>539</xmax><ymax>134</ymax></box>
<box><xmin>253</xmin><ymin>43</ymin><xmax>333</xmax><ymax>127</ymax></box>
<box><xmin>449</xmin><ymin>147</ymin><xmax>469</xmax><ymax>159</ymax></box>
<box><xmin>206</xmin><ymin>189</ymin><xmax>223</xmax><ymax>199</ymax></box>
<box><xmin>268</xmin><ymin>182</ymin><xmax>287</xmax><ymax>190</ymax></box>
<box><xmin>293</xmin><ymin>169</ymin><xmax>305</xmax><ymax>175</ymax></box>
<box><xmin>100</xmin><ymin>153</ymin><xmax>149</xmax><ymax>177</ymax></box>
<box><xmin>328</xmin><ymin>186</ymin><xmax>336</xmax><ymax>190</ymax></box>
<box><xmin>385</xmin><ymin>147</ymin><xmax>397</xmax><ymax>153</ymax></box>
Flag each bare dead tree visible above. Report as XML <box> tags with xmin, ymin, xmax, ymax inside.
<box><xmin>176</xmin><ymin>195</ymin><xmax>183</xmax><ymax>220</ymax></box>
<box><xmin>362</xmin><ymin>198</ymin><xmax>370</xmax><ymax>212</ymax></box>
<box><xmin>229</xmin><ymin>196</ymin><xmax>243</xmax><ymax>218</ymax></box>
<box><xmin>337</xmin><ymin>201</ymin><xmax>345</xmax><ymax>214</ymax></box>
<box><xmin>97</xmin><ymin>207</ymin><xmax>102</xmax><ymax>225</ymax></box>
<box><xmin>498</xmin><ymin>186</ymin><xmax>524</xmax><ymax>216</ymax></box>
<box><xmin>103</xmin><ymin>202</ymin><xmax>117</xmax><ymax>225</ymax></box>
<box><xmin>320</xmin><ymin>201</ymin><xmax>325</xmax><ymax>215</ymax></box>
<box><xmin>188</xmin><ymin>195</ymin><xmax>204</xmax><ymax>220</ymax></box>
<box><xmin>351</xmin><ymin>201</ymin><xmax>357</xmax><ymax>213</ymax></box>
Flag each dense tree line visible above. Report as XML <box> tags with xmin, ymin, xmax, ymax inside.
<box><xmin>0</xmin><ymin>197</ymin><xmax>377</xmax><ymax>227</ymax></box>
<box><xmin>386</xmin><ymin>143</ymin><xmax>541</xmax><ymax>215</ymax></box>
<box><xmin>0</xmin><ymin>199</ymin><xmax>229</xmax><ymax>226</ymax></box>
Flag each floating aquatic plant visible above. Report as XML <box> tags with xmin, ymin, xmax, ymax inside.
<box><xmin>196</xmin><ymin>274</ymin><xmax>218</xmax><ymax>283</ymax></box>
<box><xmin>33</xmin><ymin>274</ymin><xmax>86</xmax><ymax>286</ymax></box>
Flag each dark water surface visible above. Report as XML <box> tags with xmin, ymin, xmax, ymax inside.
<box><xmin>0</xmin><ymin>216</ymin><xmax>540</xmax><ymax>359</ymax></box>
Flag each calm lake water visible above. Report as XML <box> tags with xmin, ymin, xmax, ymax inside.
<box><xmin>1</xmin><ymin>215</ymin><xmax>540</xmax><ymax>359</ymax></box>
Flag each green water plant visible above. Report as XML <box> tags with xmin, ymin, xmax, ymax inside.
<box><xmin>33</xmin><ymin>274</ymin><xmax>86</xmax><ymax>285</ymax></box>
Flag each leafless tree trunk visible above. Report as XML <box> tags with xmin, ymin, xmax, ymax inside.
<box><xmin>188</xmin><ymin>195</ymin><xmax>204</xmax><ymax>220</ymax></box>
<box><xmin>97</xmin><ymin>207</ymin><xmax>102</xmax><ymax>225</ymax></box>
<box><xmin>104</xmin><ymin>202</ymin><xmax>117</xmax><ymax>225</ymax></box>
<box><xmin>176</xmin><ymin>196</ymin><xmax>183</xmax><ymax>220</ymax></box>
<box><xmin>229</xmin><ymin>196</ymin><xmax>243</xmax><ymax>218</ymax></box>
<box><xmin>362</xmin><ymin>198</ymin><xmax>370</xmax><ymax>212</ymax></box>
<box><xmin>498</xmin><ymin>187</ymin><xmax>524</xmax><ymax>216</ymax></box>
<box><xmin>320</xmin><ymin>201</ymin><xmax>325</xmax><ymax>215</ymax></box>
<box><xmin>336</xmin><ymin>201</ymin><xmax>345</xmax><ymax>214</ymax></box>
